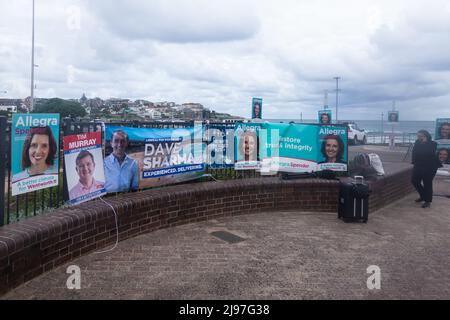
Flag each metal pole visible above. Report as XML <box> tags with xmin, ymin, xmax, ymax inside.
<box><xmin>30</xmin><ymin>0</ymin><xmax>35</xmax><ymax>112</ymax></box>
<box><xmin>391</xmin><ymin>123</ymin><xmax>395</xmax><ymax>149</ymax></box>
<box><xmin>381</xmin><ymin>112</ymin><xmax>384</xmax><ymax>144</ymax></box>
<box><xmin>334</xmin><ymin>77</ymin><xmax>340</xmax><ymax>122</ymax></box>
<box><xmin>390</xmin><ymin>101</ymin><xmax>396</xmax><ymax>149</ymax></box>
<box><xmin>0</xmin><ymin>117</ymin><xmax>7</xmax><ymax>226</ymax></box>
<box><xmin>62</xmin><ymin>118</ymin><xmax>71</xmax><ymax>203</ymax></box>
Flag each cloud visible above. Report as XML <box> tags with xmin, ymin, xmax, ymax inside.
<box><xmin>337</xmin><ymin>1</ymin><xmax>450</xmax><ymax>110</ymax></box>
<box><xmin>88</xmin><ymin>0</ymin><xmax>260</xmax><ymax>43</ymax></box>
<box><xmin>1</xmin><ymin>0</ymin><xmax>450</xmax><ymax>120</ymax></box>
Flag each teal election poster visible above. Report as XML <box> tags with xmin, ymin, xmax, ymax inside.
<box><xmin>252</xmin><ymin>98</ymin><xmax>263</xmax><ymax>119</ymax></box>
<box><xmin>11</xmin><ymin>114</ymin><xmax>60</xmax><ymax>196</ymax></box>
<box><xmin>234</xmin><ymin>122</ymin><xmax>262</xmax><ymax>170</ymax></box>
<box><xmin>204</xmin><ymin>123</ymin><xmax>235</xmax><ymax>168</ymax></box>
<box><xmin>435</xmin><ymin>118</ymin><xmax>450</xmax><ymax>141</ymax></box>
<box><xmin>388</xmin><ymin>111</ymin><xmax>399</xmax><ymax>123</ymax></box>
<box><xmin>437</xmin><ymin>145</ymin><xmax>450</xmax><ymax>166</ymax></box>
<box><xmin>259</xmin><ymin>123</ymin><xmax>348</xmax><ymax>173</ymax></box>
<box><xmin>435</xmin><ymin>119</ymin><xmax>450</xmax><ymax>167</ymax></box>
<box><xmin>259</xmin><ymin>123</ymin><xmax>318</xmax><ymax>173</ymax></box>
<box><xmin>316</xmin><ymin>125</ymin><xmax>348</xmax><ymax>171</ymax></box>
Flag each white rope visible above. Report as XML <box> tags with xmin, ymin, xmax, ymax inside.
<box><xmin>94</xmin><ymin>197</ymin><xmax>119</xmax><ymax>254</ymax></box>
<box><xmin>202</xmin><ymin>173</ymin><xmax>221</xmax><ymax>182</ymax></box>
<box><xmin>93</xmin><ymin>174</ymin><xmax>218</xmax><ymax>254</ymax></box>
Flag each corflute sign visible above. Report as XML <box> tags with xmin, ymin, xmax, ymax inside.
<box><xmin>11</xmin><ymin>114</ymin><xmax>60</xmax><ymax>196</ymax></box>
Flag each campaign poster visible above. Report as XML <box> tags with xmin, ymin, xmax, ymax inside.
<box><xmin>435</xmin><ymin>118</ymin><xmax>450</xmax><ymax>143</ymax></box>
<box><xmin>105</xmin><ymin>125</ymin><xmax>204</xmax><ymax>190</ymax></box>
<box><xmin>388</xmin><ymin>111</ymin><xmax>399</xmax><ymax>123</ymax></box>
<box><xmin>437</xmin><ymin>145</ymin><xmax>450</xmax><ymax>168</ymax></box>
<box><xmin>234</xmin><ymin>122</ymin><xmax>261</xmax><ymax>170</ymax></box>
<box><xmin>252</xmin><ymin>98</ymin><xmax>263</xmax><ymax>119</ymax></box>
<box><xmin>316</xmin><ymin>125</ymin><xmax>348</xmax><ymax>171</ymax></box>
<box><xmin>318</xmin><ymin>110</ymin><xmax>332</xmax><ymax>125</ymax></box>
<box><xmin>204</xmin><ymin>123</ymin><xmax>235</xmax><ymax>168</ymax></box>
<box><xmin>259</xmin><ymin>123</ymin><xmax>317</xmax><ymax>173</ymax></box>
<box><xmin>11</xmin><ymin>113</ymin><xmax>60</xmax><ymax>196</ymax></box>
<box><xmin>435</xmin><ymin>116</ymin><xmax>450</xmax><ymax>193</ymax></box>
<box><xmin>64</xmin><ymin>132</ymin><xmax>106</xmax><ymax>205</ymax></box>
<box><xmin>261</xmin><ymin>123</ymin><xmax>348</xmax><ymax>173</ymax></box>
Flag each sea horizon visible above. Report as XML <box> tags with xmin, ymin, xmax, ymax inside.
<box><xmin>265</xmin><ymin>119</ymin><xmax>436</xmax><ymax>135</ymax></box>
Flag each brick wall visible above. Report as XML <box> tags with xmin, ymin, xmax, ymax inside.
<box><xmin>368</xmin><ymin>167</ymin><xmax>415</xmax><ymax>212</ymax></box>
<box><xmin>0</xmin><ymin>178</ymin><xmax>339</xmax><ymax>295</ymax></box>
<box><xmin>0</xmin><ymin>167</ymin><xmax>417</xmax><ymax>296</ymax></box>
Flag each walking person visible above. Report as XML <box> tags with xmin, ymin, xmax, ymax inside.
<box><xmin>411</xmin><ymin>130</ymin><xmax>442</xmax><ymax>208</ymax></box>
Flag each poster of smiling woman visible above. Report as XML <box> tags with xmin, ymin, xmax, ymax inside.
<box><xmin>435</xmin><ymin>118</ymin><xmax>450</xmax><ymax>142</ymax></box>
<box><xmin>11</xmin><ymin>114</ymin><xmax>60</xmax><ymax>196</ymax></box>
<box><xmin>437</xmin><ymin>147</ymin><xmax>450</xmax><ymax>167</ymax></box>
<box><xmin>260</xmin><ymin>123</ymin><xmax>348</xmax><ymax>173</ymax></box>
<box><xmin>316</xmin><ymin>126</ymin><xmax>348</xmax><ymax>171</ymax></box>
<box><xmin>318</xmin><ymin>110</ymin><xmax>332</xmax><ymax>124</ymax></box>
<box><xmin>388</xmin><ymin>111</ymin><xmax>399</xmax><ymax>123</ymax></box>
<box><xmin>252</xmin><ymin>98</ymin><xmax>263</xmax><ymax>119</ymax></box>
<box><xmin>64</xmin><ymin>132</ymin><xmax>106</xmax><ymax>205</ymax></box>
<box><xmin>204</xmin><ymin>122</ymin><xmax>235</xmax><ymax>168</ymax></box>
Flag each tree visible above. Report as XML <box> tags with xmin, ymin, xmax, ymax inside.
<box><xmin>33</xmin><ymin>98</ymin><xmax>86</xmax><ymax>118</ymax></box>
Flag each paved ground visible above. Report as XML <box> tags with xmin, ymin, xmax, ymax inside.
<box><xmin>349</xmin><ymin>144</ymin><xmax>411</xmax><ymax>166</ymax></box>
<box><xmin>2</xmin><ymin>145</ymin><xmax>449</xmax><ymax>300</ymax></box>
<box><xmin>2</xmin><ymin>192</ymin><xmax>449</xmax><ymax>300</ymax></box>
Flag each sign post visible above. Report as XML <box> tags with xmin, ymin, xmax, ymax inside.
<box><xmin>387</xmin><ymin>108</ymin><xmax>399</xmax><ymax>150</ymax></box>
<box><xmin>11</xmin><ymin>114</ymin><xmax>60</xmax><ymax>196</ymax></box>
<box><xmin>0</xmin><ymin>117</ymin><xmax>6</xmax><ymax>226</ymax></box>
<box><xmin>252</xmin><ymin>98</ymin><xmax>263</xmax><ymax>120</ymax></box>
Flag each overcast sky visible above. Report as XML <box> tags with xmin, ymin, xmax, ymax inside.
<box><xmin>1</xmin><ymin>0</ymin><xmax>450</xmax><ymax>120</ymax></box>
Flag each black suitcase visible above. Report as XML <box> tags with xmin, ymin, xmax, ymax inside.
<box><xmin>338</xmin><ymin>176</ymin><xmax>369</xmax><ymax>223</ymax></box>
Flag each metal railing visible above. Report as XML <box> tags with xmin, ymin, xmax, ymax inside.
<box><xmin>366</xmin><ymin>132</ymin><xmax>418</xmax><ymax>146</ymax></box>
<box><xmin>2</xmin><ymin>118</ymin><xmax>424</xmax><ymax>226</ymax></box>
<box><xmin>0</xmin><ymin>118</ymin><xmax>258</xmax><ymax>226</ymax></box>
<box><xmin>0</xmin><ymin>118</ymin><xmax>108</xmax><ymax>226</ymax></box>
<box><xmin>0</xmin><ymin>117</ymin><xmax>7</xmax><ymax>227</ymax></box>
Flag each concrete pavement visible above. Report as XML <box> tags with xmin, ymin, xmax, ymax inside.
<box><xmin>2</xmin><ymin>192</ymin><xmax>449</xmax><ymax>300</ymax></box>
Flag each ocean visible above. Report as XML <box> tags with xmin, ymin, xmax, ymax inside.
<box><xmin>265</xmin><ymin>119</ymin><xmax>437</xmax><ymax>144</ymax></box>
<box><xmin>343</xmin><ymin>120</ymin><xmax>435</xmax><ymax>135</ymax></box>
<box><xmin>266</xmin><ymin>119</ymin><xmax>435</xmax><ymax>134</ymax></box>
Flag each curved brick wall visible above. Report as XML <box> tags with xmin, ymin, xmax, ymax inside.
<box><xmin>0</xmin><ymin>178</ymin><xmax>340</xmax><ymax>295</ymax></box>
<box><xmin>368</xmin><ymin>167</ymin><xmax>415</xmax><ymax>212</ymax></box>
<box><xmin>0</xmin><ymin>167</ymin><xmax>416</xmax><ymax>296</ymax></box>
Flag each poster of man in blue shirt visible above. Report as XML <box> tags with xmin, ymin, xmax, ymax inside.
<box><xmin>104</xmin><ymin>129</ymin><xmax>139</xmax><ymax>193</ymax></box>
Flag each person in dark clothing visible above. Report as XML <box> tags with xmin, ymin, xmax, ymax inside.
<box><xmin>411</xmin><ymin>130</ymin><xmax>442</xmax><ymax>208</ymax></box>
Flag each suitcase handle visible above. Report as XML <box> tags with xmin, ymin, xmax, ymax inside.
<box><xmin>354</xmin><ymin>176</ymin><xmax>364</xmax><ymax>184</ymax></box>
